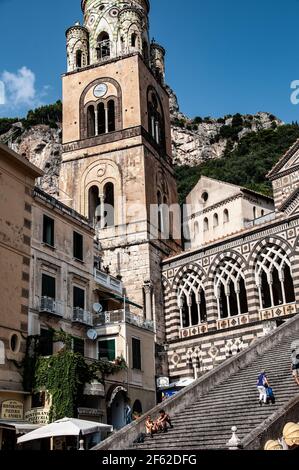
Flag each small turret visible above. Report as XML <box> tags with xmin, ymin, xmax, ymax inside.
<box><xmin>66</xmin><ymin>22</ymin><xmax>89</xmax><ymax>72</ymax></box>
<box><xmin>150</xmin><ymin>42</ymin><xmax>166</xmax><ymax>85</ymax></box>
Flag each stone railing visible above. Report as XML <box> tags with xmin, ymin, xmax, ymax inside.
<box><xmin>92</xmin><ymin>314</ymin><xmax>299</xmax><ymax>450</ymax></box>
<box><xmin>244</xmin><ymin>211</ymin><xmax>276</xmax><ymax>228</ymax></box>
<box><xmin>94</xmin><ymin>269</ymin><xmax>123</xmax><ymax>295</ymax></box>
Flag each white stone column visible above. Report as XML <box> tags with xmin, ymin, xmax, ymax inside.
<box><xmin>105</xmin><ymin>105</ymin><xmax>109</xmax><ymax>134</ymax></box>
<box><xmin>144</xmin><ymin>282</ymin><xmax>153</xmax><ymax>321</ymax></box>
<box><xmin>95</xmin><ymin>109</ymin><xmax>99</xmax><ymax>136</ymax></box>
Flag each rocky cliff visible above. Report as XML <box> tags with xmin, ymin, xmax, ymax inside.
<box><xmin>167</xmin><ymin>87</ymin><xmax>283</xmax><ymax>166</ymax></box>
<box><xmin>0</xmin><ymin>88</ymin><xmax>283</xmax><ymax>194</ymax></box>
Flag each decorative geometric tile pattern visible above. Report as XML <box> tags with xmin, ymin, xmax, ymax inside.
<box><xmin>216</xmin><ymin>314</ymin><xmax>249</xmax><ymax>330</ymax></box>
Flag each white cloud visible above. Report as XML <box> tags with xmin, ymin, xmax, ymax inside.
<box><xmin>0</xmin><ymin>80</ymin><xmax>5</xmax><ymax>105</ymax></box>
<box><xmin>1</xmin><ymin>66</ymin><xmax>37</xmax><ymax>108</ymax></box>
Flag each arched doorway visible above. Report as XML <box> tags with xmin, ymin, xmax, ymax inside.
<box><xmin>107</xmin><ymin>386</ymin><xmax>128</xmax><ymax>431</ymax></box>
<box><xmin>132</xmin><ymin>400</ymin><xmax>143</xmax><ymax>420</ymax></box>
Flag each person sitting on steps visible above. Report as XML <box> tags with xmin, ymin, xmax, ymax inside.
<box><xmin>145</xmin><ymin>416</ymin><xmax>157</xmax><ymax>439</ymax></box>
<box><xmin>156</xmin><ymin>410</ymin><xmax>173</xmax><ymax>433</ymax></box>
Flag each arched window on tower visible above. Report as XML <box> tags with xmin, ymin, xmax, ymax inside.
<box><xmin>131</xmin><ymin>33</ymin><xmax>137</xmax><ymax>48</ymax></box>
<box><xmin>97</xmin><ymin>32</ymin><xmax>110</xmax><ymax>61</ymax></box>
<box><xmin>108</xmin><ymin>100</ymin><xmax>116</xmax><ymax>132</ymax></box>
<box><xmin>215</xmin><ymin>258</ymin><xmax>248</xmax><ymax>319</ymax></box>
<box><xmin>88</xmin><ymin>186</ymin><xmax>101</xmax><ymax>226</ymax></box>
<box><xmin>255</xmin><ymin>244</ymin><xmax>295</xmax><ymax>309</ymax></box>
<box><xmin>98</xmin><ymin>102</ymin><xmax>106</xmax><ymax>135</ymax></box>
<box><xmin>87</xmin><ymin>105</ymin><xmax>95</xmax><ymax>137</ymax></box>
<box><xmin>148</xmin><ymin>89</ymin><xmax>165</xmax><ymax>150</ymax></box>
<box><xmin>76</xmin><ymin>50</ymin><xmax>83</xmax><ymax>68</ymax></box>
<box><xmin>178</xmin><ymin>270</ymin><xmax>207</xmax><ymax>328</ymax></box>
<box><xmin>103</xmin><ymin>182</ymin><xmax>115</xmax><ymax>227</ymax></box>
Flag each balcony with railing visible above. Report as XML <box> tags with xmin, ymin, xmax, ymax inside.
<box><xmin>94</xmin><ymin>309</ymin><xmax>154</xmax><ymax>332</ymax></box>
<box><xmin>72</xmin><ymin>307</ymin><xmax>93</xmax><ymax>326</ymax></box>
<box><xmin>94</xmin><ymin>269</ymin><xmax>123</xmax><ymax>295</ymax></box>
<box><xmin>40</xmin><ymin>297</ymin><xmax>64</xmax><ymax>318</ymax></box>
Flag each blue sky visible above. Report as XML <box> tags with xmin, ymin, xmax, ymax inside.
<box><xmin>0</xmin><ymin>0</ymin><xmax>299</xmax><ymax>122</ymax></box>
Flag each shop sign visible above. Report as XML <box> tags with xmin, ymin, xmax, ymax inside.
<box><xmin>1</xmin><ymin>400</ymin><xmax>24</xmax><ymax>420</ymax></box>
<box><xmin>25</xmin><ymin>408</ymin><xmax>50</xmax><ymax>425</ymax></box>
<box><xmin>77</xmin><ymin>407</ymin><xmax>103</xmax><ymax>418</ymax></box>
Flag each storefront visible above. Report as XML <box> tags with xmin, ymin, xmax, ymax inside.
<box><xmin>0</xmin><ymin>392</ymin><xmax>39</xmax><ymax>450</ymax></box>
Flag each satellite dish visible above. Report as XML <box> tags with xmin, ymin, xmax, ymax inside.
<box><xmin>93</xmin><ymin>303</ymin><xmax>103</xmax><ymax>314</ymax></box>
<box><xmin>87</xmin><ymin>329</ymin><xmax>98</xmax><ymax>341</ymax></box>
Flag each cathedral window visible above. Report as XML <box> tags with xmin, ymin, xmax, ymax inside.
<box><xmin>108</xmin><ymin>100</ymin><xmax>116</xmax><ymax>132</ymax></box>
<box><xmin>178</xmin><ymin>270</ymin><xmax>207</xmax><ymax>328</ymax></box>
<box><xmin>76</xmin><ymin>50</ymin><xmax>83</xmax><ymax>68</ymax></box>
<box><xmin>213</xmin><ymin>213</ymin><xmax>219</xmax><ymax>228</ymax></box>
<box><xmin>131</xmin><ymin>33</ymin><xmax>137</xmax><ymax>48</ymax></box>
<box><xmin>103</xmin><ymin>182</ymin><xmax>115</xmax><ymax>227</ymax></box>
<box><xmin>255</xmin><ymin>244</ymin><xmax>295</xmax><ymax>309</ymax></box>
<box><xmin>203</xmin><ymin>217</ymin><xmax>209</xmax><ymax>232</ymax></box>
<box><xmin>87</xmin><ymin>105</ymin><xmax>96</xmax><ymax>137</ymax></box>
<box><xmin>215</xmin><ymin>258</ymin><xmax>248</xmax><ymax>319</ymax></box>
<box><xmin>223</xmin><ymin>209</ymin><xmax>229</xmax><ymax>224</ymax></box>
<box><xmin>97</xmin><ymin>102</ymin><xmax>106</xmax><ymax>135</ymax></box>
<box><xmin>88</xmin><ymin>186</ymin><xmax>101</xmax><ymax>225</ymax></box>
<box><xmin>148</xmin><ymin>88</ymin><xmax>165</xmax><ymax>150</ymax></box>
<box><xmin>97</xmin><ymin>32</ymin><xmax>111</xmax><ymax>61</ymax></box>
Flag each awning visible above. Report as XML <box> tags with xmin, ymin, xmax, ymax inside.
<box><xmin>17</xmin><ymin>418</ymin><xmax>113</xmax><ymax>445</ymax></box>
<box><xmin>95</xmin><ymin>291</ymin><xmax>143</xmax><ymax>310</ymax></box>
<box><xmin>0</xmin><ymin>420</ymin><xmax>41</xmax><ymax>434</ymax></box>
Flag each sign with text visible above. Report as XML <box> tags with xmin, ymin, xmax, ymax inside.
<box><xmin>1</xmin><ymin>400</ymin><xmax>24</xmax><ymax>420</ymax></box>
<box><xmin>25</xmin><ymin>408</ymin><xmax>50</xmax><ymax>425</ymax></box>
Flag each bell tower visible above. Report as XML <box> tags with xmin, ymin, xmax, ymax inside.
<box><xmin>60</xmin><ymin>0</ymin><xmax>181</xmax><ymax>374</ymax></box>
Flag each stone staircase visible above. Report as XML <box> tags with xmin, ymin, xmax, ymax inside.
<box><xmin>93</xmin><ymin>315</ymin><xmax>299</xmax><ymax>451</ymax></box>
<box><xmin>136</xmin><ymin>330</ymin><xmax>299</xmax><ymax>450</ymax></box>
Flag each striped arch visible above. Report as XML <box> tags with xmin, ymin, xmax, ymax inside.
<box><xmin>209</xmin><ymin>253</ymin><xmax>249</xmax><ymax>319</ymax></box>
<box><xmin>248</xmin><ymin>236</ymin><xmax>294</xmax><ymax>270</ymax></box>
<box><xmin>208</xmin><ymin>250</ymin><xmax>248</xmax><ymax>281</ymax></box>
<box><xmin>249</xmin><ymin>238</ymin><xmax>296</xmax><ymax>309</ymax></box>
<box><xmin>162</xmin><ymin>275</ymin><xmax>172</xmax><ymax>296</ymax></box>
<box><xmin>174</xmin><ymin>264</ymin><xmax>207</xmax><ymax>328</ymax></box>
<box><xmin>172</xmin><ymin>263</ymin><xmax>207</xmax><ymax>291</ymax></box>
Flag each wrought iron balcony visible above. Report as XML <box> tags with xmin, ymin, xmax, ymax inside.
<box><xmin>94</xmin><ymin>269</ymin><xmax>123</xmax><ymax>295</ymax></box>
<box><xmin>72</xmin><ymin>307</ymin><xmax>93</xmax><ymax>326</ymax></box>
<box><xmin>40</xmin><ymin>297</ymin><xmax>64</xmax><ymax>318</ymax></box>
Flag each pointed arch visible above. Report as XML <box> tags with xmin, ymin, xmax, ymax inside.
<box><xmin>254</xmin><ymin>243</ymin><xmax>295</xmax><ymax>309</ymax></box>
<box><xmin>177</xmin><ymin>268</ymin><xmax>207</xmax><ymax>328</ymax></box>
